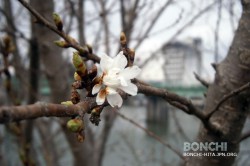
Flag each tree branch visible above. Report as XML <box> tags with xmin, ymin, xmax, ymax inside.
<box><xmin>194</xmin><ymin>72</ymin><xmax>209</xmax><ymax>88</ymax></box>
<box><xmin>206</xmin><ymin>82</ymin><xmax>250</xmax><ymax>119</ymax></box>
<box><xmin>17</xmin><ymin>0</ymin><xmax>100</xmax><ymax>62</ymax></box>
<box><xmin>116</xmin><ymin>111</ymin><xmax>186</xmax><ymax>161</ymax></box>
<box><xmin>135</xmin><ymin>81</ymin><xmax>206</xmax><ymax>120</ymax></box>
<box><xmin>0</xmin><ymin>98</ymin><xmax>96</xmax><ymax>123</ymax></box>
<box><xmin>15</xmin><ymin>0</ymin><xmax>221</xmax><ymax>136</ymax></box>
<box><xmin>16</xmin><ymin>0</ymin><xmax>204</xmax><ymax>119</ymax></box>
<box><xmin>98</xmin><ymin>0</ymin><xmax>110</xmax><ymax>54</ymax></box>
<box><xmin>134</xmin><ymin>0</ymin><xmax>173</xmax><ymax>50</ymax></box>
<box><xmin>136</xmin><ymin>81</ymin><xmax>224</xmax><ymax>135</ymax></box>
<box><xmin>239</xmin><ymin>130</ymin><xmax>250</xmax><ymax>142</ymax></box>
<box><xmin>139</xmin><ymin>1</ymin><xmax>217</xmax><ymax>69</ymax></box>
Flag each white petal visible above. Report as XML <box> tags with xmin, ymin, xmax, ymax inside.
<box><xmin>119</xmin><ymin>66</ymin><xmax>141</xmax><ymax>80</ymax></box>
<box><xmin>92</xmin><ymin>84</ymin><xmax>102</xmax><ymax>95</ymax></box>
<box><xmin>103</xmin><ymin>74</ymin><xmax>120</xmax><ymax>88</ymax></box>
<box><xmin>113</xmin><ymin>51</ymin><xmax>127</xmax><ymax>69</ymax></box>
<box><xmin>95</xmin><ymin>64</ymin><xmax>103</xmax><ymax>76</ymax></box>
<box><xmin>119</xmin><ymin>77</ymin><xmax>128</xmax><ymax>86</ymax></box>
<box><xmin>106</xmin><ymin>87</ymin><xmax>117</xmax><ymax>95</ymax></box>
<box><xmin>96</xmin><ymin>91</ymin><xmax>106</xmax><ymax>105</ymax></box>
<box><xmin>100</xmin><ymin>53</ymin><xmax>113</xmax><ymax>72</ymax></box>
<box><xmin>107</xmin><ymin>93</ymin><xmax>123</xmax><ymax>107</ymax></box>
<box><xmin>119</xmin><ymin>82</ymin><xmax>138</xmax><ymax>96</ymax></box>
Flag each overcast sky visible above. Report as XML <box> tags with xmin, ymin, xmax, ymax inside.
<box><xmin>136</xmin><ymin>0</ymin><xmax>242</xmax><ymax>83</ymax></box>
<box><xmin>1</xmin><ymin>0</ymin><xmax>243</xmax><ymax>84</ymax></box>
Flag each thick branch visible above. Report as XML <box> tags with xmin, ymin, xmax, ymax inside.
<box><xmin>0</xmin><ymin>78</ymin><xmax>221</xmax><ymax>135</ymax></box>
<box><xmin>0</xmin><ymin>98</ymin><xmax>96</xmax><ymax>123</ymax></box>
<box><xmin>136</xmin><ymin>81</ymin><xmax>223</xmax><ymax>135</ymax></box>
<box><xmin>136</xmin><ymin>81</ymin><xmax>205</xmax><ymax>120</ymax></box>
<box><xmin>15</xmin><ymin>0</ymin><xmax>220</xmax><ymax>136</ymax></box>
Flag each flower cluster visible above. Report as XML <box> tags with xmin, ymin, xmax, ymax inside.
<box><xmin>92</xmin><ymin>51</ymin><xmax>141</xmax><ymax>107</ymax></box>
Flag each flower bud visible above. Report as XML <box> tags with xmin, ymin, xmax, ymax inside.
<box><xmin>3</xmin><ymin>35</ymin><xmax>15</xmax><ymax>54</ymax></box>
<box><xmin>19</xmin><ymin>150</ymin><xmax>26</xmax><ymax>163</ymax></box>
<box><xmin>3</xmin><ymin>35</ymin><xmax>11</xmax><ymax>45</ymax></box>
<box><xmin>120</xmin><ymin>32</ymin><xmax>127</xmax><ymax>46</ymax></box>
<box><xmin>54</xmin><ymin>40</ymin><xmax>70</xmax><ymax>48</ymax></box>
<box><xmin>71</xmin><ymin>89</ymin><xmax>80</xmax><ymax>104</ymax></box>
<box><xmin>129</xmin><ymin>48</ymin><xmax>135</xmax><ymax>63</ymax></box>
<box><xmin>88</xmin><ymin>65</ymin><xmax>97</xmax><ymax>80</ymax></box>
<box><xmin>67</xmin><ymin>119</ymin><xmax>84</xmax><ymax>133</ymax></box>
<box><xmin>61</xmin><ymin>101</ymin><xmax>73</xmax><ymax>106</ymax></box>
<box><xmin>74</xmin><ymin>72</ymin><xmax>81</xmax><ymax>81</ymax></box>
<box><xmin>89</xmin><ymin>106</ymin><xmax>103</xmax><ymax>126</ymax></box>
<box><xmin>76</xmin><ymin>132</ymin><xmax>85</xmax><ymax>143</ymax></box>
<box><xmin>130</xmin><ymin>49</ymin><xmax>135</xmax><ymax>57</ymax></box>
<box><xmin>72</xmin><ymin>52</ymin><xmax>87</xmax><ymax>76</ymax></box>
<box><xmin>91</xmin><ymin>107</ymin><xmax>101</xmax><ymax>115</ymax></box>
<box><xmin>52</xmin><ymin>13</ymin><xmax>63</xmax><ymax>31</ymax></box>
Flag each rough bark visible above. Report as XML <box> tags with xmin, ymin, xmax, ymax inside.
<box><xmin>187</xmin><ymin>1</ymin><xmax>250</xmax><ymax>165</ymax></box>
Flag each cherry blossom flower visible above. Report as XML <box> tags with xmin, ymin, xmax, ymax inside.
<box><xmin>92</xmin><ymin>51</ymin><xmax>141</xmax><ymax>107</ymax></box>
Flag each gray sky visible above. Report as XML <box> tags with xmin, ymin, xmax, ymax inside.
<box><xmin>1</xmin><ymin>0</ymin><xmax>243</xmax><ymax>84</ymax></box>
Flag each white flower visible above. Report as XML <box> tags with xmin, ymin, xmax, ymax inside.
<box><xmin>92</xmin><ymin>51</ymin><xmax>141</xmax><ymax>107</ymax></box>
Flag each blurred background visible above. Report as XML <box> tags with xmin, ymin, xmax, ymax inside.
<box><xmin>1</xmin><ymin>0</ymin><xmax>250</xmax><ymax>166</ymax></box>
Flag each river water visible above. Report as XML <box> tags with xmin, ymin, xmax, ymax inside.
<box><xmin>102</xmin><ymin>103</ymin><xmax>250</xmax><ymax>166</ymax></box>
<box><xmin>103</xmin><ymin>104</ymin><xmax>200</xmax><ymax>166</ymax></box>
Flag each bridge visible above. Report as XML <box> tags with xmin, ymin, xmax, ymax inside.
<box><xmin>145</xmin><ymin>82</ymin><xmax>206</xmax><ymax>123</ymax></box>
<box><xmin>149</xmin><ymin>81</ymin><xmax>206</xmax><ymax>98</ymax></box>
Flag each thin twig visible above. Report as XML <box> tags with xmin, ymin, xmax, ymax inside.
<box><xmin>98</xmin><ymin>0</ymin><xmax>110</xmax><ymax>54</ymax></box>
<box><xmin>239</xmin><ymin>130</ymin><xmax>250</xmax><ymax>143</ymax></box>
<box><xmin>16</xmin><ymin>0</ymin><xmax>221</xmax><ymax>136</ymax></box>
<box><xmin>77</xmin><ymin>0</ymin><xmax>86</xmax><ymax>45</ymax></box>
<box><xmin>214</xmin><ymin>0</ymin><xmax>222</xmax><ymax>63</ymax></box>
<box><xmin>193</xmin><ymin>72</ymin><xmax>209</xmax><ymax>88</ymax></box>
<box><xmin>17</xmin><ymin>0</ymin><xmax>100</xmax><ymax>62</ymax></box>
<box><xmin>134</xmin><ymin>0</ymin><xmax>174</xmax><ymax>50</ymax></box>
<box><xmin>139</xmin><ymin>1</ymin><xmax>217</xmax><ymax>69</ymax></box>
<box><xmin>17</xmin><ymin>0</ymin><xmax>204</xmax><ymax>118</ymax></box>
<box><xmin>172</xmin><ymin>111</ymin><xmax>190</xmax><ymax>142</ymax></box>
<box><xmin>116</xmin><ymin>111</ymin><xmax>186</xmax><ymax>161</ymax></box>
<box><xmin>206</xmin><ymin>82</ymin><xmax>250</xmax><ymax>119</ymax></box>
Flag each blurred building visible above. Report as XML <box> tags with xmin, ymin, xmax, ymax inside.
<box><xmin>145</xmin><ymin>38</ymin><xmax>205</xmax><ymax>123</ymax></box>
<box><xmin>161</xmin><ymin>38</ymin><xmax>202</xmax><ymax>86</ymax></box>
